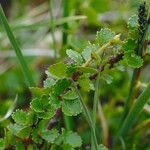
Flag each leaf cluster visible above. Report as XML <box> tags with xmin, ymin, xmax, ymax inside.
<box><xmin>0</xmin><ymin>13</ymin><xmax>146</xmax><ymax>150</ymax></box>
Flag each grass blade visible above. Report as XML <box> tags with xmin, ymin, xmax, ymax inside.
<box><xmin>49</xmin><ymin>0</ymin><xmax>57</xmax><ymax>58</ymax></box>
<box><xmin>62</xmin><ymin>0</ymin><xmax>69</xmax><ymax>46</ymax></box>
<box><xmin>0</xmin><ymin>5</ymin><xmax>35</xmax><ymax>87</ymax></box>
<box><xmin>0</xmin><ymin>95</ymin><xmax>18</xmax><ymax>122</ymax></box>
<box><xmin>115</xmin><ymin>82</ymin><xmax>150</xmax><ymax>142</ymax></box>
<box><xmin>91</xmin><ymin>73</ymin><xmax>100</xmax><ymax>150</ymax></box>
<box><xmin>71</xmin><ymin>79</ymin><xmax>99</xmax><ymax>150</ymax></box>
<box><xmin>61</xmin><ymin>0</ymin><xmax>73</xmax><ymax>131</ymax></box>
<box><xmin>6</xmin><ymin>15</ymin><xmax>87</xmax><ymax>31</ymax></box>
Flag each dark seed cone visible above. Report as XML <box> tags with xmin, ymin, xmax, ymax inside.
<box><xmin>138</xmin><ymin>1</ymin><xmax>148</xmax><ymax>38</ymax></box>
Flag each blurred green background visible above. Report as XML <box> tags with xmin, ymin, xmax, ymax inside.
<box><xmin>0</xmin><ymin>0</ymin><xmax>149</xmax><ymax>149</ymax></box>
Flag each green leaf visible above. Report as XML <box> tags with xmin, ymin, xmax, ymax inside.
<box><xmin>27</xmin><ymin>144</ymin><xmax>36</xmax><ymax>150</ymax></box>
<box><xmin>8</xmin><ymin>124</ymin><xmax>31</xmax><ymax>139</ymax></box>
<box><xmin>8</xmin><ymin>124</ymin><xmax>24</xmax><ymax>134</ymax></box>
<box><xmin>44</xmin><ymin>78</ymin><xmax>56</xmax><ymax>88</ymax></box>
<box><xmin>12</xmin><ymin>109</ymin><xmax>27</xmax><ymax>125</ymax></box>
<box><xmin>62</xmin><ymin>99</ymin><xmax>82</xmax><ymax>116</ymax></box>
<box><xmin>0</xmin><ymin>139</ymin><xmax>5</xmax><ymax>150</ymax></box>
<box><xmin>63</xmin><ymin>90</ymin><xmax>78</xmax><ymax>100</ymax></box>
<box><xmin>69</xmin><ymin>36</ymin><xmax>88</xmax><ymax>50</ymax></box>
<box><xmin>52</xmin><ymin>79</ymin><xmax>70</xmax><ymax>96</ymax></box>
<box><xmin>12</xmin><ymin>110</ymin><xmax>37</xmax><ymax>126</ymax></box>
<box><xmin>48</xmin><ymin>62</ymin><xmax>68</xmax><ymax>78</ymax></box>
<box><xmin>123</xmin><ymin>39</ymin><xmax>137</xmax><ymax>53</ymax></box>
<box><xmin>30</xmin><ymin>95</ymin><xmax>49</xmax><ymax>112</ymax></box>
<box><xmin>37</xmin><ymin>110</ymin><xmax>55</xmax><ymax>119</ymax></box>
<box><xmin>96</xmin><ymin>28</ymin><xmax>115</xmax><ymax>45</ymax></box>
<box><xmin>66</xmin><ymin>64</ymin><xmax>77</xmax><ymax>77</ymax></box>
<box><xmin>51</xmin><ymin>145</ymin><xmax>58</xmax><ymax>150</ymax></box>
<box><xmin>26</xmin><ymin>111</ymin><xmax>38</xmax><ymax>126</ymax></box>
<box><xmin>54</xmin><ymin>135</ymin><xmax>63</xmax><ymax>145</ymax></box>
<box><xmin>78</xmin><ymin>74</ymin><xmax>94</xmax><ymax>91</ymax></box>
<box><xmin>30</xmin><ymin>87</ymin><xmax>51</xmax><ymax>97</ymax></box>
<box><xmin>41</xmin><ymin>129</ymin><xmax>59</xmax><ymax>143</ymax></box>
<box><xmin>125</xmin><ymin>54</ymin><xmax>143</xmax><ymax>68</ymax></box>
<box><xmin>129</xmin><ymin>29</ymin><xmax>139</xmax><ymax>39</ymax></box>
<box><xmin>4</xmin><ymin>131</ymin><xmax>14</xmax><ymax>148</ymax></box>
<box><xmin>16</xmin><ymin>126</ymin><xmax>31</xmax><ymax>139</ymax></box>
<box><xmin>128</xmin><ymin>15</ymin><xmax>138</xmax><ymax>29</ymax></box>
<box><xmin>98</xmin><ymin>144</ymin><xmax>108</xmax><ymax>150</ymax></box>
<box><xmin>103</xmin><ymin>74</ymin><xmax>113</xmax><ymax>84</ymax></box>
<box><xmin>82</xmin><ymin>44</ymin><xmax>98</xmax><ymax>61</ymax></box>
<box><xmin>30</xmin><ymin>95</ymin><xmax>55</xmax><ymax>119</ymax></box>
<box><xmin>77</xmin><ymin>66</ymin><xmax>97</xmax><ymax>74</ymax></box>
<box><xmin>32</xmin><ymin>120</ymin><xmax>49</xmax><ymax>144</ymax></box>
<box><xmin>66</xmin><ymin>49</ymin><xmax>83</xmax><ymax>64</ymax></box>
<box><xmin>116</xmin><ymin>64</ymin><xmax>125</xmax><ymax>72</ymax></box>
<box><xmin>15</xmin><ymin>142</ymin><xmax>25</xmax><ymax>150</ymax></box>
<box><xmin>64</xmin><ymin>131</ymin><xmax>82</xmax><ymax>148</ymax></box>
<box><xmin>49</xmin><ymin>94</ymin><xmax>61</xmax><ymax>109</ymax></box>
<box><xmin>62</xmin><ymin>144</ymin><xmax>74</xmax><ymax>150</ymax></box>
<box><xmin>32</xmin><ymin>127</ymin><xmax>43</xmax><ymax>144</ymax></box>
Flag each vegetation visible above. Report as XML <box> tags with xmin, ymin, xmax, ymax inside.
<box><xmin>0</xmin><ymin>0</ymin><xmax>150</xmax><ymax>149</ymax></box>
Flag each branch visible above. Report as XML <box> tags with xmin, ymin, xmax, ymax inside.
<box><xmin>82</xmin><ymin>34</ymin><xmax>121</xmax><ymax>67</ymax></box>
<box><xmin>90</xmin><ymin>53</ymin><xmax>123</xmax><ymax>80</ymax></box>
<box><xmin>47</xmin><ymin>108</ymin><xmax>62</xmax><ymax>130</ymax></box>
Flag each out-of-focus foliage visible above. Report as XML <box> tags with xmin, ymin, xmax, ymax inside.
<box><xmin>0</xmin><ymin>0</ymin><xmax>150</xmax><ymax>149</ymax></box>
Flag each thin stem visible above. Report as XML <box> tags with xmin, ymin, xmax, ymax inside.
<box><xmin>115</xmin><ymin>82</ymin><xmax>150</xmax><ymax>142</ymax></box>
<box><xmin>93</xmin><ymin>73</ymin><xmax>100</xmax><ymax>127</ymax></box>
<box><xmin>62</xmin><ymin>0</ymin><xmax>69</xmax><ymax>46</ymax></box>
<box><xmin>71</xmin><ymin>79</ymin><xmax>99</xmax><ymax>150</ymax></box>
<box><xmin>92</xmin><ymin>63</ymin><xmax>109</xmax><ymax>146</ymax></box>
<box><xmin>91</xmin><ymin>73</ymin><xmax>100</xmax><ymax>150</ymax></box>
<box><xmin>49</xmin><ymin>0</ymin><xmax>57</xmax><ymax>58</ymax></box>
<box><xmin>63</xmin><ymin>115</ymin><xmax>73</xmax><ymax>131</ymax></box>
<box><xmin>98</xmin><ymin>101</ymin><xmax>109</xmax><ymax>146</ymax></box>
<box><xmin>82</xmin><ymin>34</ymin><xmax>121</xmax><ymax>67</ymax></box>
<box><xmin>0</xmin><ymin>5</ymin><xmax>35</xmax><ymax>87</ymax></box>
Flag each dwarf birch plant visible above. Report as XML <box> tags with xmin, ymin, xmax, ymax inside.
<box><xmin>0</xmin><ymin>1</ymin><xmax>150</xmax><ymax>150</ymax></box>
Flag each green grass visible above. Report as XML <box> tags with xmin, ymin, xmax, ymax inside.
<box><xmin>0</xmin><ymin>5</ymin><xmax>35</xmax><ymax>87</ymax></box>
<box><xmin>115</xmin><ymin>82</ymin><xmax>150</xmax><ymax>142</ymax></box>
